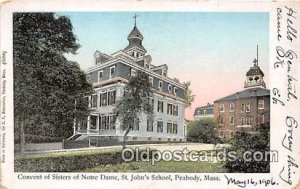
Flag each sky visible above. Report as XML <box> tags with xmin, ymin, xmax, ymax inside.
<box><xmin>59</xmin><ymin>12</ymin><xmax>269</xmax><ymax>120</ymax></box>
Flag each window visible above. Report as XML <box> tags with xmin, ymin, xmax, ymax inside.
<box><xmin>131</xmin><ymin>68</ymin><xmax>136</xmax><ymax>77</ymax></box>
<box><xmin>258</xmin><ymin>100</ymin><xmax>264</xmax><ymax>109</ymax></box>
<box><xmin>91</xmin><ymin>94</ymin><xmax>98</xmax><ymax>108</ymax></box>
<box><xmin>246</xmin><ymin>117</ymin><xmax>251</xmax><ymax>125</ymax></box>
<box><xmin>157</xmin><ymin>100</ymin><xmax>164</xmax><ymax>113</ymax></box>
<box><xmin>172</xmin><ymin>123</ymin><xmax>178</xmax><ymax>134</ymax></box>
<box><xmin>168</xmin><ymin>84</ymin><xmax>172</xmax><ymax>93</ymax></box>
<box><xmin>90</xmin><ymin>115</ymin><xmax>97</xmax><ymax>129</ymax></box>
<box><xmin>157</xmin><ymin>121</ymin><xmax>163</xmax><ymax>133</ymax></box>
<box><xmin>173</xmin><ymin>105</ymin><xmax>178</xmax><ymax>116</ymax></box>
<box><xmin>78</xmin><ymin>119</ymin><xmax>87</xmax><ymax>131</ymax></box>
<box><xmin>147</xmin><ymin>117</ymin><xmax>153</xmax><ymax>132</ymax></box>
<box><xmin>109</xmin><ymin>115</ymin><xmax>116</xmax><ymax>129</ymax></box>
<box><xmin>101</xmin><ymin>115</ymin><xmax>106</xmax><ymax>130</ymax></box>
<box><xmin>83</xmin><ymin>96</ymin><xmax>89</xmax><ymax>108</ymax></box>
<box><xmin>259</xmin><ymin>114</ymin><xmax>265</xmax><ymax>124</ymax></box>
<box><xmin>229</xmin><ymin>116</ymin><xmax>234</xmax><ymax>125</ymax></box>
<box><xmin>100</xmin><ymin>92</ymin><xmax>107</xmax><ymax>106</ymax></box>
<box><xmin>167</xmin><ymin>103</ymin><xmax>178</xmax><ymax>116</ymax></box>
<box><xmin>163</xmin><ymin>69</ymin><xmax>167</xmax><ymax>77</ymax></box>
<box><xmin>219</xmin><ymin>131</ymin><xmax>224</xmax><ymax>137</ymax></box>
<box><xmin>241</xmin><ymin>103</ymin><xmax>245</xmax><ymax>113</ymax></box>
<box><xmin>241</xmin><ymin>117</ymin><xmax>245</xmax><ymax>125</ymax></box>
<box><xmin>110</xmin><ymin>66</ymin><xmax>115</xmax><ymax>79</ymax></box>
<box><xmin>246</xmin><ymin>102</ymin><xmax>250</xmax><ymax>112</ymax></box>
<box><xmin>98</xmin><ymin>70</ymin><xmax>103</xmax><ymax>82</ymax></box>
<box><xmin>174</xmin><ymin>87</ymin><xmax>178</xmax><ymax>95</ymax></box>
<box><xmin>108</xmin><ymin>90</ymin><xmax>116</xmax><ymax>105</ymax></box>
<box><xmin>167</xmin><ymin>122</ymin><xmax>172</xmax><ymax>133</ymax></box>
<box><xmin>149</xmin><ymin>98</ymin><xmax>154</xmax><ymax>110</ymax></box>
<box><xmin>158</xmin><ymin>81</ymin><xmax>163</xmax><ymax>91</ymax></box>
<box><xmin>230</xmin><ymin>132</ymin><xmax>234</xmax><ymax>138</ymax></box>
<box><xmin>220</xmin><ymin>104</ymin><xmax>225</xmax><ymax>112</ymax></box>
<box><xmin>220</xmin><ymin>117</ymin><xmax>224</xmax><ymax>125</ymax></box>
<box><xmin>132</xmin><ymin>118</ymin><xmax>139</xmax><ymax>130</ymax></box>
<box><xmin>95</xmin><ymin>57</ymin><xmax>101</xmax><ymax>64</ymax></box>
<box><xmin>105</xmin><ymin>116</ymin><xmax>110</xmax><ymax>130</ymax></box>
<box><xmin>203</xmin><ymin>110</ymin><xmax>207</xmax><ymax>115</ymax></box>
<box><xmin>167</xmin><ymin>103</ymin><xmax>173</xmax><ymax>115</ymax></box>
<box><xmin>229</xmin><ymin>103</ymin><xmax>235</xmax><ymax>112</ymax></box>
<box><xmin>149</xmin><ymin>77</ymin><xmax>153</xmax><ymax>87</ymax></box>
<box><xmin>99</xmin><ymin>90</ymin><xmax>116</xmax><ymax>107</ymax></box>
<box><xmin>99</xmin><ymin>115</ymin><xmax>116</xmax><ymax>130</ymax></box>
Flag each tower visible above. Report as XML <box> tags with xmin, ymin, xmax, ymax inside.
<box><xmin>244</xmin><ymin>45</ymin><xmax>266</xmax><ymax>89</ymax></box>
<box><xmin>124</xmin><ymin>14</ymin><xmax>147</xmax><ymax>58</ymax></box>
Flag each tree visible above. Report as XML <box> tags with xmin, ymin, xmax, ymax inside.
<box><xmin>183</xmin><ymin>81</ymin><xmax>195</xmax><ymax>108</ymax></box>
<box><xmin>223</xmin><ymin>123</ymin><xmax>270</xmax><ymax>173</ymax></box>
<box><xmin>115</xmin><ymin>71</ymin><xmax>153</xmax><ymax>149</ymax></box>
<box><xmin>13</xmin><ymin>13</ymin><xmax>91</xmax><ymax>153</ymax></box>
<box><xmin>187</xmin><ymin>118</ymin><xmax>220</xmax><ymax>144</ymax></box>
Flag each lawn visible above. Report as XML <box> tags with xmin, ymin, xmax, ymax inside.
<box><xmin>83</xmin><ymin>161</ymin><xmax>224</xmax><ymax>173</ymax></box>
<box><xmin>15</xmin><ymin>146</ymin><xmax>225</xmax><ymax>172</ymax></box>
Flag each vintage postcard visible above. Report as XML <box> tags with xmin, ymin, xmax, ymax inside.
<box><xmin>0</xmin><ymin>0</ymin><xmax>299</xmax><ymax>189</ymax></box>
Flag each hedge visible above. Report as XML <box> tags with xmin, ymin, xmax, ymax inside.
<box><xmin>15</xmin><ymin>148</ymin><xmax>155</xmax><ymax>172</ymax></box>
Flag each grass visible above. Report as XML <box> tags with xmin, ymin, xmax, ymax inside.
<box><xmin>83</xmin><ymin>161</ymin><xmax>224</xmax><ymax>173</ymax></box>
<box><xmin>15</xmin><ymin>146</ymin><xmax>225</xmax><ymax>172</ymax></box>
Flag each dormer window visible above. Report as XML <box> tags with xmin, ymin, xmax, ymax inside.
<box><xmin>131</xmin><ymin>68</ymin><xmax>136</xmax><ymax>77</ymax></box>
<box><xmin>174</xmin><ymin>87</ymin><xmax>178</xmax><ymax>95</ymax></box>
<box><xmin>158</xmin><ymin>81</ymin><xmax>163</xmax><ymax>91</ymax></box>
<box><xmin>163</xmin><ymin>69</ymin><xmax>167</xmax><ymax>77</ymax></box>
<box><xmin>149</xmin><ymin>77</ymin><xmax>153</xmax><ymax>87</ymax></box>
<box><xmin>95</xmin><ymin>57</ymin><xmax>101</xmax><ymax>64</ymax></box>
<box><xmin>168</xmin><ymin>84</ymin><xmax>172</xmax><ymax>93</ymax></box>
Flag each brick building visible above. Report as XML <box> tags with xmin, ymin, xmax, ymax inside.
<box><xmin>213</xmin><ymin>54</ymin><xmax>270</xmax><ymax>139</ymax></box>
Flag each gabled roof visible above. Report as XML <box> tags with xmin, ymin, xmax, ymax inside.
<box><xmin>214</xmin><ymin>87</ymin><xmax>270</xmax><ymax>102</ymax></box>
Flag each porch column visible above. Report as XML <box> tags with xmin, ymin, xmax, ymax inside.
<box><xmin>96</xmin><ymin>115</ymin><xmax>100</xmax><ymax>131</ymax></box>
<box><xmin>87</xmin><ymin>115</ymin><xmax>90</xmax><ymax>132</ymax></box>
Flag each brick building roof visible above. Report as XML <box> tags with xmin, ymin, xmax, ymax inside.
<box><xmin>214</xmin><ymin>87</ymin><xmax>270</xmax><ymax>102</ymax></box>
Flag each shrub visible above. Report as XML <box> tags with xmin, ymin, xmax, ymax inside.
<box><xmin>187</xmin><ymin>118</ymin><xmax>220</xmax><ymax>144</ymax></box>
<box><xmin>223</xmin><ymin>123</ymin><xmax>270</xmax><ymax>173</ymax></box>
<box><xmin>15</xmin><ymin>150</ymin><xmax>122</xmax><ymax>172</ymax></box>
<box><xmin>15</xmin><ymin>148</ymin><xmax>156</xmax><ymax>172</ymax></box>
